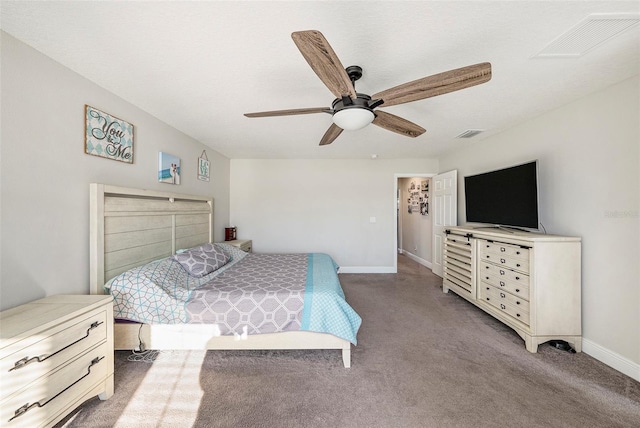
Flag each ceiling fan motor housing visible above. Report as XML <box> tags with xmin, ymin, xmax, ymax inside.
<box><xmin>331</xmin><ymin>93</ymin><xmax>373</xmax><ymax>112</ymax></box>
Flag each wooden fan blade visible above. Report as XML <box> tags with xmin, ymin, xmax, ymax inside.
<box><xmin>373</xmin><ymin>110</ymin><xmax>426</xmax><ymax>138</ymax></box>
<box><xmin>319</xmin><ymin>123</ymin><xmax>343</xmax><ymax>146</ymax></box>
<box><xmin>372</xmin><ymin>62</ymin><xmax>492</xmax><ymax>107</ymax></box>
<box><xmin>244</xmin><ymin>107</ymin><xmax>330</xmax><ymax>118</ymax></box>
<box><xmin>291</xmin><ymin>30</ymin><xmax>357</xmax><ymax>99</ymax></box>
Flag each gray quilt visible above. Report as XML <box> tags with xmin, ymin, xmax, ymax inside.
<box><xmin>186</xmin><ymin>253</ymin><xmax>306</xmax><ymax>336</ymax></box>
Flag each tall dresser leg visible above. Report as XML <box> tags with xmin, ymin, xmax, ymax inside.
<box><xmin>525</xmin><ymin>336</ymin><xmax>539</xmax><ymax>353</ymax></box>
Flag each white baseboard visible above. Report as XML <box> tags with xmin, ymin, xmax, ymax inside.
<box><xmin>339</xmin><ymin>253</ymin><xmax>432</xmax><ymax>274</ymax></box>
<box><xmin>338</xmin><ymin>266</ymin><xmax>396</xmax><ymax>273</ymax></box>
<box><xmin>402</xmin><ymin>251</ymin><xmax>432</xmax><ymax>269</ymax></box>
<box><xmin>582</xmin><ymin>338</ymin><xmax>640</xmax><ymax>382</ymax></box>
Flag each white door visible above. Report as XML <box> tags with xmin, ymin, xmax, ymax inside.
<box><xmin>432</xmin><ymin>170</ymin><xmax>457</xmax><ymax>277</ymax></box>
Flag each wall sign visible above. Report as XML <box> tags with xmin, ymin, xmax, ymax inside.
<box><xmin>85</xmin><ymin>105</ymin><xmax>134</xmax><ymax>163</ymax></box>
<box><xmin>198</xmin><ymin>150</ymin><xmax>210</xmax><ymax>182</ymax></box>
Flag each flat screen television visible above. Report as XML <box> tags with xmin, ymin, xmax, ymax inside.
<box><xmin>464</xmin><ymin>161</ymin><xmax>539</xmax><ymax>230</ymax></box>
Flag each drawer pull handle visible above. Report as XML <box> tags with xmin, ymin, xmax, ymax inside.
<box><xmin>515</xmin><ymin>277</ymin><xmax>520</xmax><ymax>280</ymax></box>
<box><xmin>500</xmin><ymin>258</ymin><xmax>506</xmax><ymax>263</ymax></box>
<box><xmin>500</xmin><ymin>304</ymin><xmax>506</xmax><ymax>310</ymax></box>
<box><xmin>9</xmin><ymin>321</ymin><xmax>104</xmax><ymax>372</ymax></box>
<box><xmin>500</xmin><ymin>292</ymin><xmax>506</xmax><ymax>298</ymax></box>
<box><xmin>499</xmin><ymin>270</ymin><xmax>505</xmax><ymax>275</ymax></box>
<box><xmin>500</xmin><ymin>247</ymin><xmax>506</xmax><ymax>252</ymax></box>
<box><xmin>500</xmin><ymin>281</ymin><xmax>505</xmax><ymax>287</ymax></box>
<box><xmin>486</xmin><ymin>298</ymin><xmax>490</xmax><ymax>301</ymax></box>
<box><xmin>516</xmin><ymin>301</ymin><xmax>520</xmax><ymax>305</ymax></box>
<box><xmin>516</xmin><ymin>313</ymin><xmax>521</xmax><ymax>317</ymax></box>
<box><xmin>8</xmin><ymin>356</ymin><xmax>104</xmax><ymax>422</ymax></box>
<box><xmin>486</xmin><ymin>276</ymin><xmax>489</xmax><ymax>280</ymax></box>
<box><xmin>516</xmin><ymin>289</ymin><xmax>520</xmax><ymax>293</ymax></box>
<box><xmin>516</xmin><ymin>263</ymin><xmax>521</xmax><ymax>267</ymax></box>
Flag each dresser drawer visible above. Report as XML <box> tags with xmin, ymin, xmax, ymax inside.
<box><xmin>479</xmin><ymin>261</ymin><xmax>530</xmax><ymax>300</ymax></box>
<box><xmin>480</xmin><ymin>240</ymin><xmax>529</xmax><ymax>260</ymax></box>
<box><xmin>480</xmin><ymin>283</ymin><xmax>530</xmax><ymax>313</ymax></box>
<box><xmin>480</xmin><ymin>240</ymin><xmax>530</xmax><ymax>272</ymax></box>
<box><xmin>479</xmin><ymin>285</ymin><xmax>530</xmax><ymax>325</ymax></box>
<box><xmin>1</xmin><ymin>341</ymin><xmax>109</xmax><ymax>428</ymax></box>
<box><xmin>0</xmin><ymin>310</ymin><xmax>107</xmax><ymax>402</ymax></box>
<box><xmin>480</xmin><ymin>250</ymin><xmax>529</xmax><ymax>273</ymax></box>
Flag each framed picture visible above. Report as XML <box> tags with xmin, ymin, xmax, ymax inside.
<box><xmin>158</xmin><ymin>152</ymin><xmax>181</xmax><ymax>185</ymax></box>
<box><xmin>198</xmin><ymin>151</ymin><xmax>210</xmax><ymax>182</ymax></box>
<box><xmin>85</xmin><ymin>105</ymin><xmax>134</xmax><ymax>163</ymax></box>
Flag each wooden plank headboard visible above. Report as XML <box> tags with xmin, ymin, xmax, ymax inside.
<box><xmin>90</xmin><ymin>183</ymin><xmax>213</xmax><ymax>295</ymax></box>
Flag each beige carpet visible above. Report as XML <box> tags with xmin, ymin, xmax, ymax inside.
<box><xmin>57</xmin><ymin>255</ymin><xmax>640</xmax><ymax>427</ymax></box>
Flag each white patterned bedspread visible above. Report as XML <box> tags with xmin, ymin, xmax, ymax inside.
<box><xmin>187</xmin><ymin>253</ymin><xmax>306</xmax><ymax>333</ymax></box>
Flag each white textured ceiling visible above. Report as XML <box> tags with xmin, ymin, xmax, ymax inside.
<box><xmin>1</xmin><ymin>1</ymin><xmax>639</xmax><ymax>159</ymax></box>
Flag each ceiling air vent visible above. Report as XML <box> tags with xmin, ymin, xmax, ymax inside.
<box><xmin>456</xmin><ymin>129</ymin><xmax>484</xmax><ymax>139</ymax></box>
<box><xmin>533</xmin><ymin>13</ymin><xmax>640</xmax><ymax>58</ymax></box>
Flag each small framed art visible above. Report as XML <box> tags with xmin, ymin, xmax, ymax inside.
<box><xmin>159</xmin><ymin>152</ymin><xmax>181</xmax><ymax>185</ymax></box>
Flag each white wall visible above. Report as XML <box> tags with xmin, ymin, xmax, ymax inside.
<box><xmin>230</xmin><ymin>159</ymin><xmax>438</xmax><ymax>271</ymax></box>
<box><xmin>399</xmin><ymin>177</ymin><xmax>433</xmax><ymax>266</ymax></box>
<box><xmin>439</xmin><ymin>76</ymin><xmax>640</xmax><ymax>375</ymax></box>
<box><xmin>0</xmin><ymin>32</ymin><xmax>230</xmax><ymax>310</ymax></box>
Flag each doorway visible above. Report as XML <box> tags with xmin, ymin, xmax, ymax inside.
<box><xmin>394</xmin><ymin>173</ymin><xmax>435</xmax><ymax>273</ymax></box>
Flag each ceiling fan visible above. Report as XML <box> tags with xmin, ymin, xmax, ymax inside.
<box><xmin>245</xmin><ymin>30</ymin><xmax>492</xmax><ymax>146</ymax></box>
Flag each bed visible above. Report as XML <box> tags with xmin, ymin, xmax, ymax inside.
<box><xmin>89</xmin><ymin>183</ymin><xmax>360</xmax><ymax>367</ymax></box>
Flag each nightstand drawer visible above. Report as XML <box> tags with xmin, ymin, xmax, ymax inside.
<box><xmin>0</xmin><ymin>310</ymin><xmax>107</xmax><ymax>402</ymax></box>
<box><xmin>1</xmin><ymin>342</ymin><xmax>109</xmax><ymax>428</ymax></box>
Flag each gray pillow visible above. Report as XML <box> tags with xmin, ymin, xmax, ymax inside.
<box><xmin>172</xmin><ymin>243</ymin><xmax>230</xmax><ymax>277</ymax></box>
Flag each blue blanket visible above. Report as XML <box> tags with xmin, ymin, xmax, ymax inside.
<box><xmin>301</xmin><ymin>253</ymin><xmax>361</xmax><ymax>344</ymax></box>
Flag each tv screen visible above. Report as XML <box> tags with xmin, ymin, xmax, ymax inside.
<box><xmin>464</xmin><ymin>161</ymin><xmax>539</xmax><ymax>230</ymax></box>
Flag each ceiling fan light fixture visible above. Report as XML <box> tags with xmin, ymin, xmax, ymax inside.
<box><xmin>332</xmin><ymin>107</ymin><xmax>375</xmax><ymax>131</ymax></box>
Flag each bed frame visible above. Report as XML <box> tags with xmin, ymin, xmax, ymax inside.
<box><xmin>89</xmin><ymin>183</ymin><xmax>352</xmax><ymax>367</ymax></box>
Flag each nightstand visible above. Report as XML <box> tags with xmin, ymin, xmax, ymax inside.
<box><xmin>0</xmin><ymin>295</ymin><xmax>114</xmax><ymax>427</ymax></box>
<box><xmin>225</xmin><ymin>239</ymin><xmax>252</xmax><ymax>253</ymax></box>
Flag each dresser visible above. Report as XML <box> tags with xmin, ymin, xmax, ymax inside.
<box><xmin>443</xmin><ymin>226</ymin><xmax>581</xmax><ymax>353</ymax></box>
<box><xmin>0</xmin><ymin>295</ymin><xmax>114</xmax><ymax>427</ymax></box>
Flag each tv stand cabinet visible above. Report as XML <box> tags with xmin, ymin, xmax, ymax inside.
<box><xmin>443</xmin><ymin>226</ymin><xmax>581</xmax><ymax>353</ymax></box>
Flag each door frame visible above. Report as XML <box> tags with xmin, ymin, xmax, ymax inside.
<box><xmin>393</xmin><ymin>173</ymin><xmax>436</xmax><ymax>273</ymax></box>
